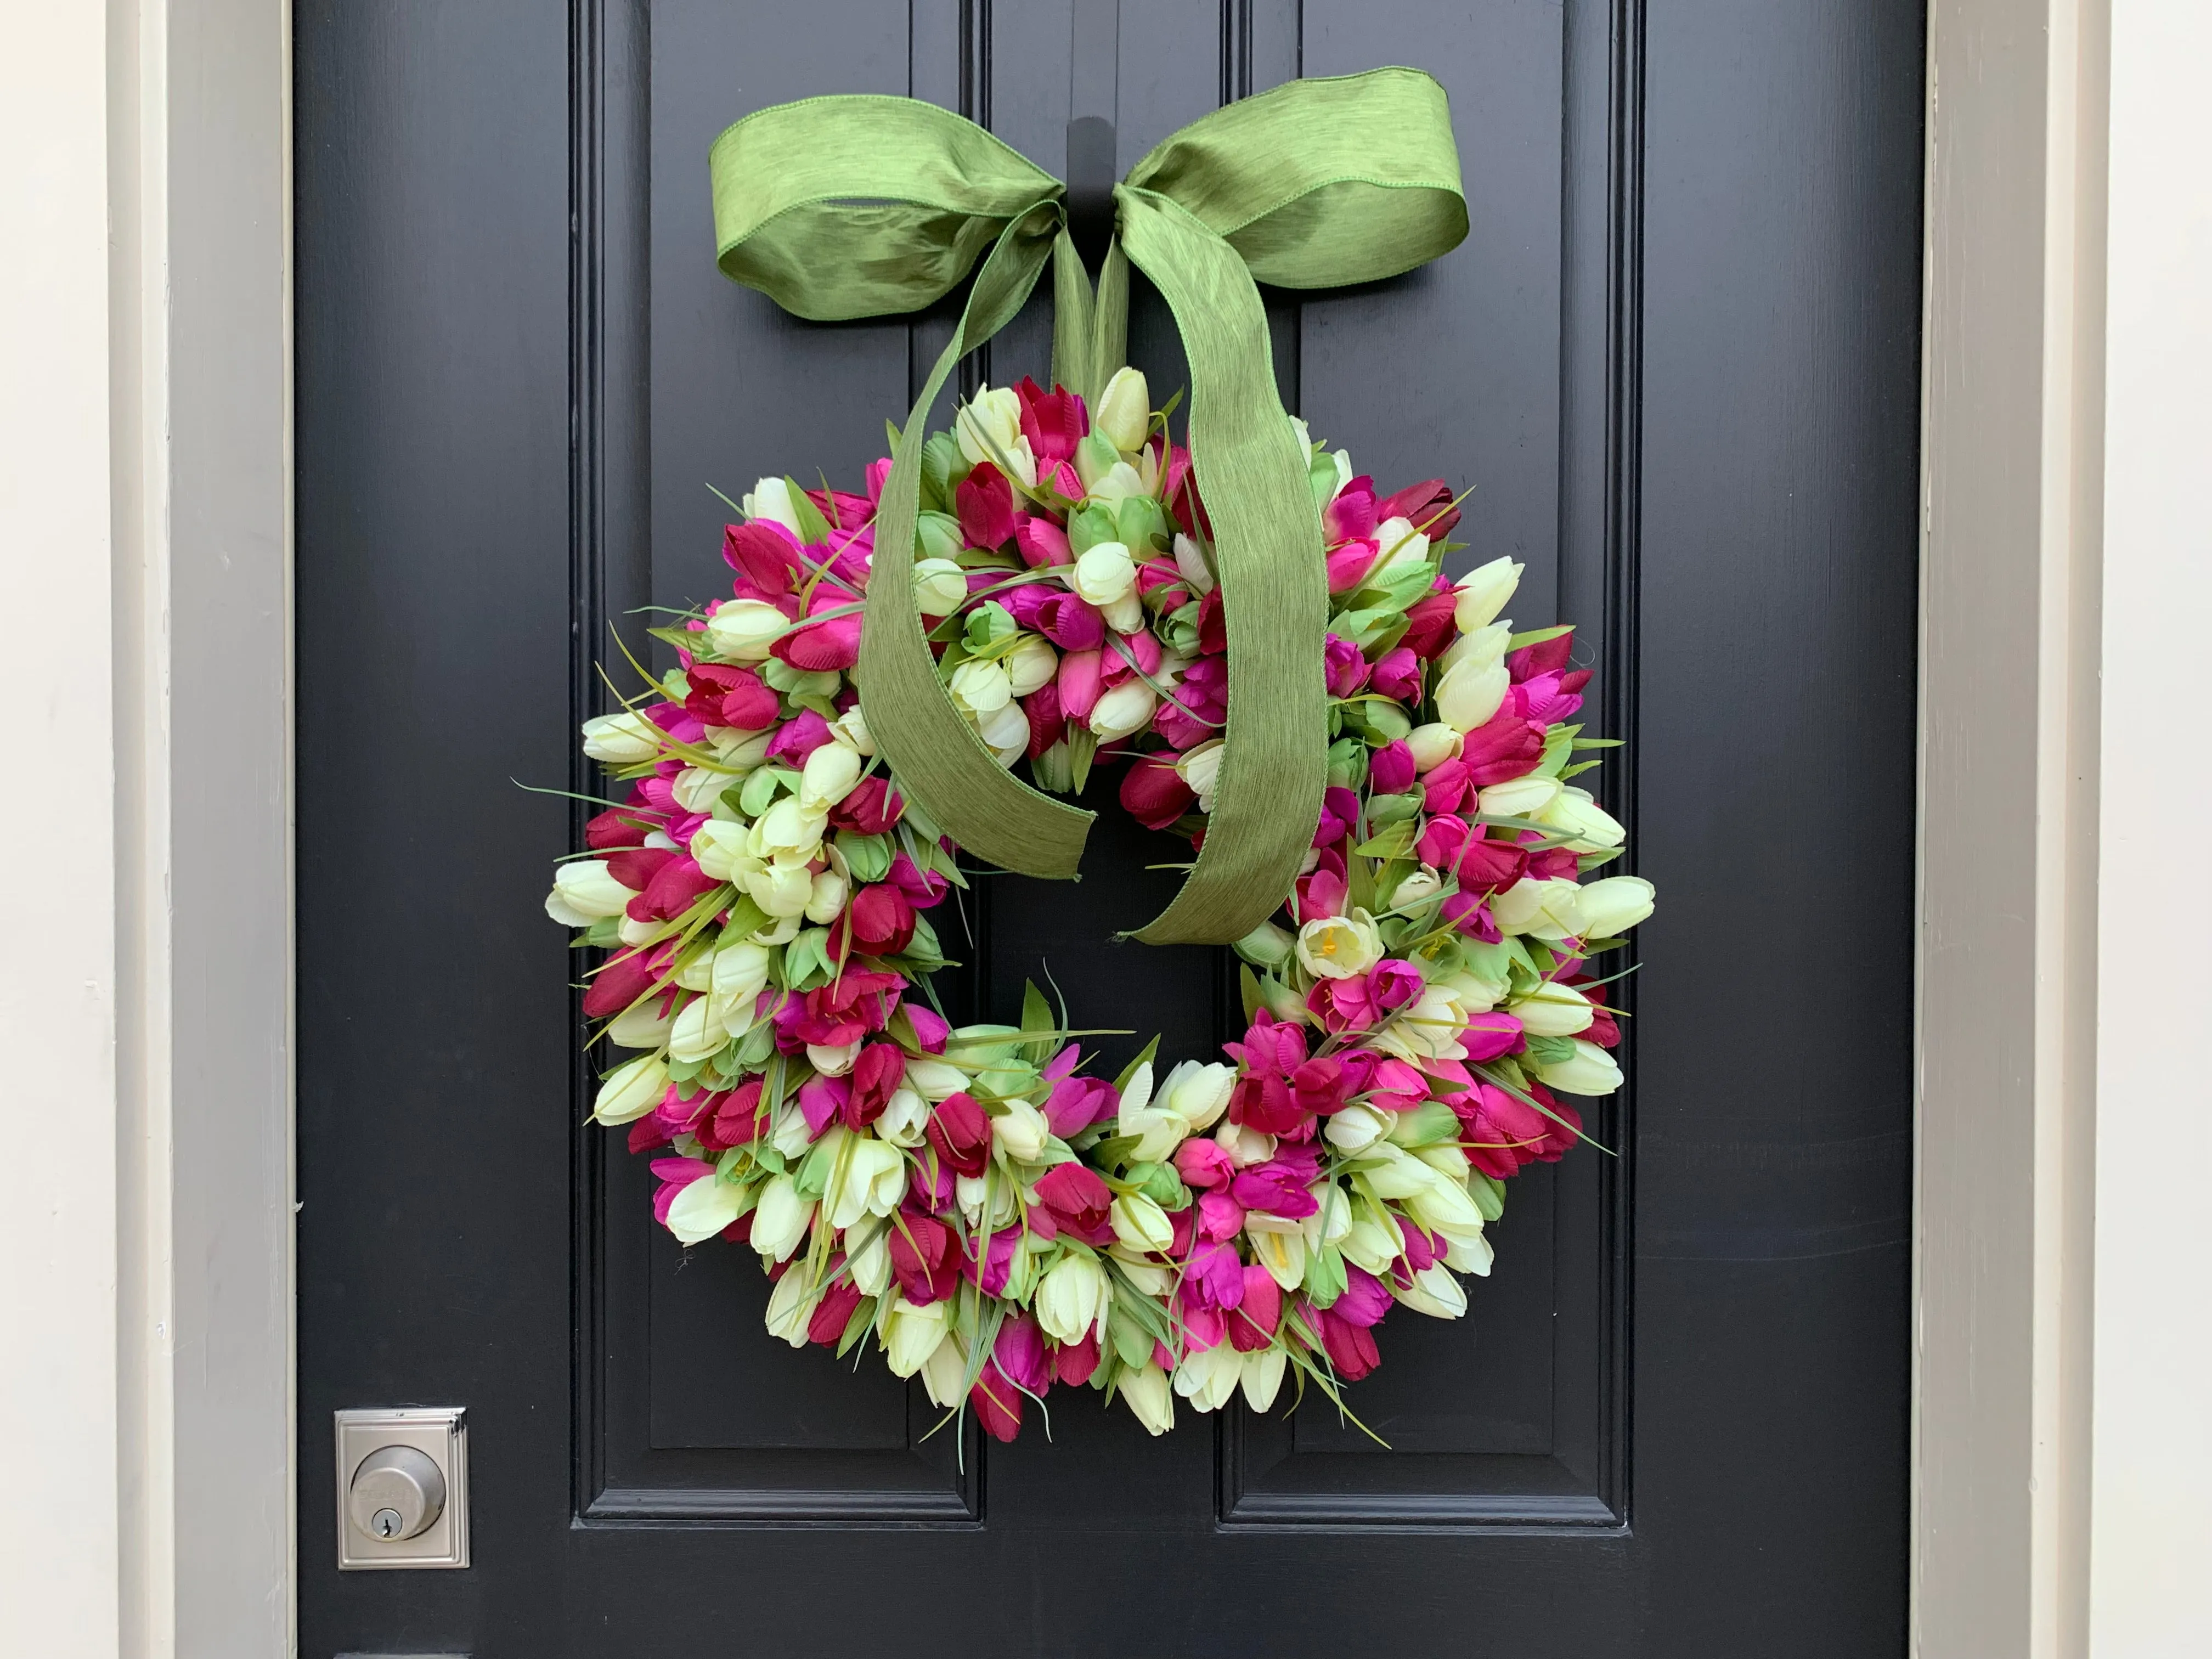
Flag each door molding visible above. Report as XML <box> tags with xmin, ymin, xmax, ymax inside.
<box><xmin>25</xmin><ymin>0</ymin><xmax>2198</xmax><ymax>1652</ymax></box>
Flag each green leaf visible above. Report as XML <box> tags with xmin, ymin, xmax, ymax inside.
<box><xmin>1301</xmin><ymin>1242</ymin><xmax>1348</xmax><ymax>1308</ymax></box>
<box><xmin>783</xmin><ymin>476</ymin><xmax>833</xmax><ymax>545</ymax></box>
<box><xmin>1469</xmin><ymin>1170</ymin><xmax>1506</xmax><ymax>1222</ymax></box>
<box><xmin>1113</xmin><ymin>1035</ymin><xmax>1161</xmax><ymax>1096</ymax></box>
<box><xmin>719</xmin><ymin>894</ymin><xmax>770</xmax><ymax>943</ymax></box>
<box><xmin>1506</xmin><ymin>623</ymin><xmax>1574</xmax><ymax>650</ymax></box>
<box><xmin>738</xmin><ymin>765</ymin><xmax>798</xmax><ymax>816</ymax></box>
<box><xmin>914</xmin><ymin>510</ymin><xmax>963</xmax><ymax>560</ymax></box>
<box><xmin>1351</xmin><ymin>817</ymin><xmax>1418</xmax><ymax>860</ymax></box>
<box><xmin>1239</xmin><ymin>964</ymin><xmax>1267</xmax><ymax>1024</ymax></box>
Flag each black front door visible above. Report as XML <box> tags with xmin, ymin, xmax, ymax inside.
<box><xmin>296</xmin><ymin>2</ymin><xmax>1922</xmax><ymax>1653</ymax></box>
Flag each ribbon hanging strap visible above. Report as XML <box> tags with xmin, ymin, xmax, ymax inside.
<box><xmin>707</xmin><ymin>69</ymin><xmax>1467</xmax><ymax>946</ymax></box>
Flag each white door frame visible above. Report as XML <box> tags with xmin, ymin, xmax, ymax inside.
<box><xmin>6</xmin><ymin>2</ymin><xmax>2205</xmax><ymax>1654</ymax></box>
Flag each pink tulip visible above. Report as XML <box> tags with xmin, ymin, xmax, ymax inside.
<box><xmin>955</xmin><ymin>460</ymin><xmax>1016</xmax><ymax>549</ymax></box>
<box><xmin>1374</xmin><ymin>477</ymin><xmax>1460</xmax><ymax>539</ymax></box>
<box><xmin>1055</xmin><ymin>1331</ymin><xmax>1102</xmax><ymax>1385</ymax></box>
<box><xmin>1324</xmin><ymin>634</ymin><xmax>1372</xmax><ymax>698</ymax></box>
<box><xmin>1440</xmin><ymin>891</ymin><xmax>1501</xmax><ymax>942</ymax></box>
<box><xmin>721</xmin><ymin>518</ymin><xmax>803</xmax><ymax>595</ymax></box>
<box><xmin>1456</xmin><ymin>834</ymin><xmax>1528</xmax><ymax>896</ymax></box>
<box><xmin>1015</xmin><ymin>376</ymin><xmax>1088</xmax><ymax>463</ymax></box>
<box><xmin>1335</xmin><ymin>1264</ymin><xmax>1392</xmax><ymax>1327</ymax></box>
<box><xmin>1119</xmin><ymin>754</ymin><xmax>1195</xmax><ymax>831</ymax></box>
<box><xmin>765</xmin><ymin>708</ymin><xmax>834</xmax><ymax>765</ymax></box>
<box><xmin>797</xmin><ymin>1073</ymin><xmax>849</xmax><ymax>1138</ymax></box>
<box><xmin>1228</xmin><ymin>1268</ymin><xmax>1283</xmax><ymax>1351</ymax></box>
<box><xmin>1314</xmin><ymin>786</ymin><xmax>1361</xmax><ymax>848</ymax></box>
<box><xmin>1175</xmin><ymin>1138</ymin><xmax>1237</xmax><ymax>1190</ymax></box>
<box><xmin>1323</xmin><ymin>475</ymin><xmax>1376</xmax><ymax>541</ymax></box>
<box><xmin>1367</xmin><ymin>738</ymin><xmax>1417</xmax><ymax>797</ymax></box>
<box><xmin>1462</xmin><ymin>709</ymin><xmax>1547</xmax><ymax>787</ymax></box>
<box><xmin>1197</xmin><ymin>1192</ymin><xmax>1245</xmax><ymax>1241</ymax></box>
<box><xmin>1398</xmin><ymin>586</ymin><xmax>1459</xmax><ymax>658</ymax></box>
<box><xmin>1325</xmin><ymin>539</ymin><xmax>1381</xmax><ymax>594</ymax></box>
<box><xmin>1057</xmin><ymin>649</ymin><xmax>1104</xmax><ymax>720</ymax></box>
<box><xmin>1369</xmin><ymin>646</ymin><xmax>1422</xmax><ymax>703</ymax></box>
<box><xmin>1015</xmin><ymin>515</ymin><xmax>1072</xmax><ymax>567</ymax></box>
<box><xmin>844</xmin><ymin>1043</ymin><xmax>905</xmax><ymax>1128</ymax></box>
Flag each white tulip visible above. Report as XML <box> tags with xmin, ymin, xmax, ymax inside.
<box><xmin>1240</xmin><ymin>1346</ymin><xmax>1288</xmax><ymax>1413</ymax></box>
<box><xmin>991</xmin><ymin>1098</ymin><xmax>1049</xmax><ymax>1163</ymax></box>
<box><xmin>804</xmin><ymin>868</ymin><xmax>850</xmax><ymax>924</ymax></box>
<box><xmin>1088</xmin><ymin>680</ymin><xmax>1158</xmax><ymax>741</ymax></box>
<box><xmin>1534</xmin><ymin>1039</ymin><xmax>1624</xmax><ymax>1096</ymax></box>
<box><xmin>1369</xmin><ymin>516</ymin><xmax>1430</xmax><ymax>583</ymax></box>
<box><xmin>954</xmin><ymin>384</ymin><xmax>1024</xmax><ymax>467</ymax></box>
<box><xmin>1086</xmin><ymin>461</ymin><xmax>1145</xmax><ymax>503</ymax></box>
<box><xmin>1574</xmin><ymin>875</ymin><xmax>1656</xmax><ymax>938</ymax></box>
<box><xmin>1117</xmin><ymin>1060</ymin><xmax>1155</xmax><ymax>1117</ymax></box>
<box><xmin>1172</xmin><ymin>532</ymin><xmax>1216</xmax><ymax>595</ymax></box>
<box><xmin>826</xmin><ymin>1135</ymin><xmax>906</xmax><ymax>1229</ymax></box>
<box><xmin>806</xmin><ymin>1041</ymin><xmax>860</xmax><ymax>1076</ymax></box>
<box><xmin>1511</xmin><ymin>978</ymin><xmax>1595</xmax><ymax>1037</ymax></box>
<box><xmin>1406</xmin><ymin>721</ymin><xmax>1462</xmax><ymax>773</ymax></box>
<box><xmin>1391</xmin><ymin>868</ymin><xmax>1444</xmax><ymax>910</ymax></box>
<box><xmin>799</xmin><ymin>740</ymin><xmax>864</xmax><ymax>808</ymax></box>
<box><xmin>1440</xmin><ymin>619</ymin><xmax>1511</xmax><ymax>677</ymax></box>
<box><xmin>750</xmin><ymin>1175</ymin><xmax>814</xmax><ymax>1262</ymax></box>
<box><xmin>1110</xmin><ymin>1193</ymin><xmax>1176</xmax><ymax>1255</ymax></box>
<box><xmin>671</xmin><ymin>765</ymin><xmax>730</xmax><ymax>815</ymax></box>
<box><xmin>876</xmin><ymin>1086</ymin><xmax>932</xmax><ymax>1147</ymax></box>
<box><xmin>1161</xmin><ymin>1059</ymin><xmax>1235</xmax><ymax>1133</ymax></box>
<box><xmin>1246</xmin><ymin>1225</ymin><xmax>1306</xmax><ymax>1291</ymax></box>
<box><xmin>1543</xmin><ymin>786</ymin><xmax>1626</xmax><ymax>852</ymax></box>
<box><xmin>1120</xmin><ymin>1361</ymin><xmax>1176</xmax><ymax>1436</ymax></box>
<box><xmin>666</xmin><ymin>1172</ymin><xmax>748</xmax><ymax>1245</ymax></box>
<box><xmin>1395</xmin><ymin>1261</ymin><xmax>1470</xmax><ymax>1319</ymax></box>
<box><xmin>763</xmin><ymin>1267</ymin><xmax>816</xmax><ymax>1347</ymax></box>
<box><xmin>1491</xmin><ymin>877</ymin><xmax>1585</xmax><ymax>941</ymax></box>
<box><xmin>1296</xmin><ymin>908</ymin><xmax>1383</xmax><ymax>980</ymax></box>
<box><xmin>1444</xmin><ymin>964</ymin><xmax>1509</xmax><ymax>1013</ymax></box>
<box><xmin>708</xmin><ymin>726</ymin><xmax>776</xmax><ymax>771</ymax></box>
<box><xmin>1414</xmin><ymin>1142</ymin><xmax>1472</xmax><ymax>1183</ymax></box>
<box><xmin>668</xmin><ymin>995</ymin><xmax>729</xmax><ymax>1063</ymax></box>
<box><xmin>546</xmin><ymin>859</ymin><xmax>634</xmax><ymax>924</ymax></box>
<box><xmin>947</xmin><ymin>658</ymin><xmax>1013</xmax><ymax>717</ymax></box>
<box><xmin>580</xmin><ymin>710</ymin><xmax>663</xmax><ymax>765</ymax></box>
<box><xmin>705</xmin><ymin>598</ymin><xmax>786</xmax><ymax>662</ymax></box>
<box><xmin>748</xmin><ymin>795</ymin><xmax>829</xmax><ymax>864</ymax></box>
<box><xmin>1453</xmin><ymin>555</ymin><xmax>1523</xmax><ymax>632</ymax></box>
<box><xmin>1435</xmin><ymin>656</ymin><xmax>1510</xmax><ymax>733</ymax></box>
<box><xmin>1325</xmin><ymin>1103</ymin><xmax>1392</xmax><ymax>1154</ymax></box>
<box><xmin>1072</xmin><ymin>540</ymin><xmax>1138</xmax><ymax>606</ymax></box>
<box><xmin>1359</xmin><ymin>1142</ymin><xmax>1440</xmax><ymax>1200</ymax></box>
<box><xmin>1035</xmin><ymin>1252</ymin><xmax>1109</xmax><ymax>1345</ymax></box>
<box><xmin>741</xmin><ymin>476</ymin><xmax>803</xmax><ymax>537</ymax></box>
<box><xmin>1171</xmin><ymin>1341</ymin><xmax>1244</xmax><ymax>1412</ymax></box>
<box><xmin>1374</xmin><ymin>981</ymin><xmax>1475</xmax><ymax>1063</ymax></box>
<box><xmin>919</xmin><ymin>1330</ymin><xmax>968</xmax><ymax>1406</ymax></box>
<box><xmin>1435</xmin><ymin>1220</ymin><xmax>1494</xmax><ymax>1276</ymax></box>
<box><xmin>883</xmin><ymin>1295</ymin><xmax>951</xmax><ymax>1376</ymax></box>
<box><xmin>743</xmin><ymin>862</ymin><xmax>814</xmax><ymax>920</ymax></box>
<box><xmin>829</xmin><ymin>704</ymin><xmax>874</xmax><ymax>755</ymax></box>
<box><xmin>592</xmin><ymin>1053</ymin><xmax>668</xmax><ymax>1125</ymax></box>
<box><xmin>1404</xmin><ymin>1176</ymin><xmax>1486</xmax><ymax>1235</ymax></box>
<box><xmin>769</xmin><ymin>1097</ymin><xmax>815</xmax><ymax>1161</ymax></box>
<box><xmin>1006</xmin><ymin>634</ymin><xmax>1058</xmax><ymax>696</ymax></box>
<box><xmin>904</xmin><ymin>1058</ymin><xmax>970</xmax><ymax>1102</ymax></box>
<box><xmin>690</xmin><ymin>817</ymin><xmax>754</xmax><ymax>881</ymax></box>
<box><xmin>1176</xmin><ymin>738</ymin><xmax>1225</xmax><ymax>811</ymax></box>
<box><xmin>1480</xmin><ymin>774</ymin><xmax>1564</xmax><ymax>820</ymax></box>
<box><xmin>606</xmin><ymin>999</ymin><xmax>672</xmax><ymax>1050</ymax></box>
<box><xmin>849</xmin><ymin>1227</ymin><xmax>893</xmax><ymax>1296</ymax></box>
<box><xmin>913</xmin><ymin>557</ymin><xmax>968</xmax><ymax>617</ymax></box>
<box><xmin>1095</xmin><ymin>366</ymin><xmax>1151</xmax><ymax>453</ymax></box>
<box><xmin>975</xmin><ymin>698</ymin><xmax>1031</xmax><ymax>763</ymax></box>
<box><xmin>1214</xmin><ymin>1120</ymin><xmax>1277</xmax><ymax>1168</ymax></box>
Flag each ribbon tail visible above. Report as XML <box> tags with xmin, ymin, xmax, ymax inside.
<box><xmin>861</xmin><ymin>202</ymin><xmax>1096</xmax><ymax>881</ymax></box>
<box><xmin>1113</xmin><ymin>187</ymin><xmax>1329</xmax><ymax>946</ymax></box>
<box><xmin>1049</xmin><ymin>230</ymin><xmax>1097</xmax><ymax>402</ymax></box>
<box><xmin>1088</xmin><ymin>239</ymin><xmax>1130</xmax><ymax>407</ymax></box>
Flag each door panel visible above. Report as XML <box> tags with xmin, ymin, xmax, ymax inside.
<box><xmin>297</xmin><ymin>1</ymin><xmax>1920</xmax><ymax>1652</ymax></box>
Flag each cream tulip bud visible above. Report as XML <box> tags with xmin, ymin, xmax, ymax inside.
<box><xmin>1369</xmin><ymin>517</ymin><xmax>1431</xmax><ymax>583</ymax></box>
<box><xmin>1511</xmin><ymin>978</ymin><xmax>1595</xmax><ymax>1037</ymax></box>
<box><xmin>829</xmin><ymin>704</ymin><xmax>874</xmax><ymax>755</ymax></box>
<box><xmin>826</xmin><ymin>1135</ymin><xmax>907</xmax><ymax>1229</ymax></box>
<box><xmin>912</xmin><ymin>557</ymin><xmax>968</xmax><ymax>618</ymax></box>
<box><xmin>606</xmin><ymin>999</ymin><xmax>672</xmax><ymax>1051</ymax></box>
<box><xmin>1359</xmin><ymin>1142</ymin><xmax>1440</xmax><ymax>1200</ymax></box>
<box><xmin>1440</xmin><ymin>619</ymin><xmax>1511</xmax><ymax>678</ymax></box>
<box><xmin>975</xmin><ymin>699</ymin><xmax>1032</xmax><ymax>761</ymax></box>
<box><xmin>1404</xmin><ymin>1175</ymin><xmax>1486</xmax><ymax>1235</ymax></box>
<box><xmin>592</xmin><ymin>1053</ymin><xmax>668</xmax><ymax>1125</ymax></box>
<box><xmin>1172</xmin><ymin>532</ymin><xmax>1216</xmax><ymax>595</ymax></box>
<box><xmin>1215</xmin><ymin>1120</ymin><xmax>1276</xmax><ymax>1168</ymax></box>
<box><xmin>1088</xmin><ymin>680</ymin><xmax>1158</xmax><ymax>741</ymax></box>
<box><xmin>741</xmin><ymin>476</ymin><xmax>803</xmax><ymax>537</ymax></box>
<box><xmin>904</xmin><ymin>1057</ymin><xmax>970</xmax><ymax>1102</ymax></box>
<box><xmin>1324</xmin><ymin>1102</ymin><xmax>1391</xmax><ymax>1154</ymax></box>
<box><xmin>1246</xmin><ymin>1225</ymin><xmax>1307</xmax><ymax>1291</ymax></box>
<box><xmin>1110</xmin><ymin>1193</ymin><xmax>1176</xmax><ymax>1254</ymax></box>
<box><xmin>1006</xmin><ymin>634</ymin><xmax>1058</xmax><ymax>697</ymax></box>
<box><xmin>1395</xmin><ymin>1261</ymin><xmax>1470</xmax><ymax>1319</ymax></box>
<box><xmin>1171</xmin><ymin>1341</ymin><xmax>1244</xmax><ymax>1413</ymax></box>
<box><xmin>804</xmin><ymin>868</ymin><xmax>850</xmax><ymax>924</ymax></box>
<box><xmin>1072</xmin><ymin>540</ymin><xmax>1138</xmax><ymax>607</ymax></box>
<box><xmin>669</xmin><ymin>995</ymin><xmax>729</xmax><ymax>1064</ymax></box>
<box><xmin>750</xmin><ymin>1174</ymin><xmax>813</xmax><ymax>1262</ymax></box>
<box><xmin>1102</xmin><ymin>590</ymin><xmax>1147</xmax><ymax>633</ymax></box>
<box><xmin>1120</xmin><ymin>1361</ymin><xmax>1176</xmax><ymax>1436</ymax></box>
<box><xmin>710</xmin><ymin>940</ymin><xmax>770</xmax><ymax>1009</ymax></box>
<box><xmin>1161</xmin><ymin>1059</ymin><xmax>1236</xmax><ymax>1133</ymax></box>
<box><xmin>546</xmin><ymin>859</ymin><xmax>635</xmax><ymax>924</ymax></box>
<box><xmin>709</xmin><ymin>726</ymin><xmax>776</xmax><ymax>771</ymax></box>
<box><xmin>806</xmin><ymin>1040</ymin><xmax>860</xmax><ymax>1077</ymax></box>
<box><xmin>1095</xmin><ymin>366</ymin><xmax>1151</xmax><ymax>453</ymax></box>
<box><xmin>1435</xmin><ymin>655</ymin><xmax>1510</xmax><ymax>734</ymax></box>
<box><xmin>1543</xmin><ymin>786</ymin><xmax>1627</xmax><ymax>852</ymax></box>
<box><xmin>744</xmin><ymin>862</ymin><xmax>814</xmax><ymax>920</ymax></box>
<box><xmin>763</xmin><ymin>1267</ymin><xmax>816</xmax><ymax>1347</ymax></box>
<box><xmin>1435</xmin><ymin>1220</ymin><xmax>1494</xmax><ymax>1276</ymax></box>
<box><xmin>1035</xmin><ymin>1252</ymin><xmax>1109</xmax><ymax>1345</ymax></box>
<box><xmin>918</xmin><ymin>1328</ymin><xmax>969</xmax><ymax>1407</ymax></box>
<box><xmin>1176</xmin><ymin>738</ymin><xmax>1225</xmax><ymax>811</ymax></box>
<box><xmin>705</xmin><ymin>597</ymin><xmax>786</xmax><ymax>662</ymax></box>
<box><xmin>580</xmin><ymin>710</ymin><xmax>663</xmax><ymax>765</ymax></box>
<box><xmin>1533</xmin><ymin>1039</ymin><xmax>1624</xmax><ymax>1096</ymax></box>
<box><xmin>1391</xmin><ymin>868</ymin><xmax>1444</xmax><ymax>910</ymax></box>
<box><xmin>883</xmin><ymin>1295</ymin><xmax>950</xmax><ymax>1376</ymax></box>
<box><xmin>1406</xmin><ymin>721</ymin><xmax>1462</xmax><ymax>773</ymax></box>
<box><xmin>1490</xmin><ymin>876</ymin><xmax>1585</xmax><ymax>940</ymax></box>
<box><xmin>665</xmin><ymin>1171</ymin><xmax>747</xmax><ymax>1244</ymax></box>
<box><xmin>1453</xmin><ymin>555</ymin><xmax>1524</xmax><ymax>632</ymax></box>
<box><xmin>954</xmin><ymin>383</ymin><xmax>1023</xmax><ymax>467</ymax></box>
<box><xmin>799</xmin><ymin>739</ymin><xmax>864</xmax><ymax>808</ymax></box>
<box><xmin>1479</xmin><ymin>774</ymin><xmax>1563</xmax><ymax>820</ymax></box>
<box><xmin>1575</xmin><ymin>875</ymin><xmax>1656</xmax><ymax>938</ymax></box>
<box><xmin>947</xmin><ymin>658</ymin><xmax>1013</xmax><ymax>718</ymax></box>
<box><xmin>849</xmin><ymin>1227</ymin><xmax>893</xmax><ymax>1296</ymax></box>
<box><xmin>1240</xmin><ymin>1347</ymin><xmax>1288</xmax><ymax>1413</ymax></box>
<box><xmin>689</xmin><ymin>818</ymin><xmax>752</xmax><ymax>882</ymax></box>
<box><xmin>876</xmin><ymin>1086</ymin><xmax>931</xmax><ymax>1147</ymax></box>
<box><xmin>991</xmin><ymin>1098</ymin><xmax>1049</xmax><ymax>1164</ymax></box>
<box><xmin>670</xmin><ymin>765</ymin><xmax>729</xmax><ymax>815</ymax></box>
<box><xmin>1295</xmin><ymin>908</ymin><xmax>1383</xmax><ymax>980</ymax></box>
<box><xmin>750</xmin><ymin>795</ymin><xmax>830</xmax><ymax>864</ymax></box>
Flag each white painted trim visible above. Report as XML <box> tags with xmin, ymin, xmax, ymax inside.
<box><xmin>3</xmin><ymin>2</ymin><xmax>295</xmax><ymax>1656</ymax></box>
<box><xmin>1917</xmin><ymin>2</ymin><xmax>2104</xmax><ymax>1655</ymax></box>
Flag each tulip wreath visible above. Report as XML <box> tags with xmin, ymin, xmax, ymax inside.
<box><xmin>544</xmin><ymin>70</ymin><xmax>1655</xmax><ymax>1443</ymax></box>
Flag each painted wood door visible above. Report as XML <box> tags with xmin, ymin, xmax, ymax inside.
<box><xmin>296</xmin><ymin>2</ymin><xmax>1922</xmax><ymax>1652</ymax></box>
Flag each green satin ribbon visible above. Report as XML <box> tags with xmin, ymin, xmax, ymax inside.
<box><xmin>709</xmin><ymin>69</ymin><xmax>1467</xmax><ymax>945</ymax></box>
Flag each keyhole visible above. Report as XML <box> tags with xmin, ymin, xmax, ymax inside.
<box><xmin>373</xmin><ymin>1508</ymin><xmax>404</xmax><ymax>1539</ymax></box>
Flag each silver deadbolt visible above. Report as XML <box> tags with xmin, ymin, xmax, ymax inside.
<box><xmin>347</xmin><ymin>1443</ymin><xmax>446</xmax><ymax>1543</ymax></box>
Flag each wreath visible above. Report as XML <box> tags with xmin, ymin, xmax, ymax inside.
<box><xmin>542</xmin><ymin>71</ymin><xmax>1654</xmax><ymax>1443</ymax></box>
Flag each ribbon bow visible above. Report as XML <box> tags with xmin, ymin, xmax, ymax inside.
<box><xmin>709</xmin><ymin>69</ymin><xmax>1467</xmax><ymax>945</ymax></box>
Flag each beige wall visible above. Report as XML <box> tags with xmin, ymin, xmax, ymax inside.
<box><xmin>2</xmin><ymin>1</ymin><xmax>2205</xmax><ymax>1655</ymax></box>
